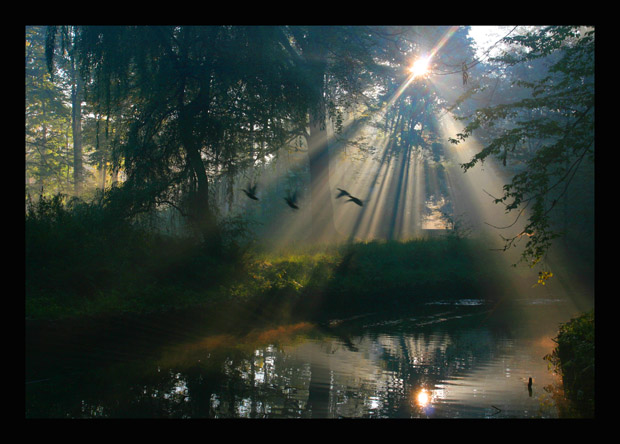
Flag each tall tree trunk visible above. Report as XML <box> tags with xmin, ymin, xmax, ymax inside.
<box><xmin>179</xmin><ymin>94</ymin><xmax>220</xmax><ymax>249</ymax></box>
<box><xmin>40</xmin><ymin>103</ymin><xmax>48</xmax><ymax>194</ymax></box>
<box><xmin>71</xmin><ymin>59</ymin><xmax>83</xmax><ymax>196</ymax></box>
<box><xmin>100</xmin><ymin>155</ymin><xmax>107</xmax><ymax>190</ymax></box>
<box><xmin>182</xmin><ymin>126</ymin><xmax>219</xmax><ymax>248</ymax></box>
<box><xmin>176</xmin><ymin>27</ymin><xmax>221</xmax><ymax>249</ymax></box>
<box><xmin>173</xmin><ymin>29</ymin><xmax>220</xmax><ymax>248</ymax></box>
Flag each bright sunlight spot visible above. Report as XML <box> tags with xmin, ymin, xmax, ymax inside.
<box><xmin>416</xmin><ymin>388</ymin><xmax>430</xmax><ymax>407</ymax></box>
<box><xmin>409</xmin><ymin>57</ymin><xmax>430</xmax><ymax>78</ymax></box>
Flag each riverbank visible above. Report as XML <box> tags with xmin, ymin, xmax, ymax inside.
<box><xmin>26</xmin><ymin>230</ymin><xmax>595</xmax><ymax>418</ymax></box>
<box><xmin>27</xmin><ymin>277</ymin><xmax>590</xmax><ymax>419</ymax></box>
<box><xmin>544</xmin><ymin>310</ymin><xmax>595</xmax><ymax>418</ymax></box>
<box><xmin>26</xmin><ymin>235</ymin><xmax>510</xmax><ymax>392</ymax></box>
<box><xmin>26</xmin><ymin>236</ymin><xmax>508</xmax><ymax>324</ymax></box>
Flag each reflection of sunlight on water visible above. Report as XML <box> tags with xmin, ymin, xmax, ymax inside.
<box><xmin>98</xmin><ymin>302</ymin><xmax>576</xmax><ymax>418</ymax></box>
<box><xmin>369</xmin><ymin>396</ymin><xmax>381</xmax><ymax>410</ymax></box>
<box><xmin>416</xmin><ymin>388</ymin><xmax>430</xmax><ymax>407</ymax></box>
<box><xmin>413</xmin><ymin>387</ymin><xmax>440</xmax><ymax>417</ymax></box>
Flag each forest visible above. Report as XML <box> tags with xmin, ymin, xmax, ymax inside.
<box><xmin>26</xmin><ymin>26</ymin><xmax>594</xmax><ymax>419</ymax></box>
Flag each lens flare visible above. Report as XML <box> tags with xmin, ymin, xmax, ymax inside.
<box><xmin>409</xmin><ymin>57</ymin><xmax>430</xmax><ymax>78</ymax></box>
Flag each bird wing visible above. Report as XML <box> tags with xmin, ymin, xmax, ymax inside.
<box><xmin>336</xmin><ymin>188</ymin><xmax>350</xmax><ymax>198</ymax></box>
<box><xmin>347</xmin><ymin>197</ymin><xmax>363</xmax><ymax>206</ymax></box>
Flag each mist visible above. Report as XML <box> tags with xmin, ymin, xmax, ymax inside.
<box><xmin>26</xmin><ymin>25</ymin><xmax>594</xmax><ymax>418</ymax></box>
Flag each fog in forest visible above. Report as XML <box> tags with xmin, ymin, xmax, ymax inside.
<box><xmin>26</xmin><ymin>26</ymin><xmax>594</xmax><ymax>418</ymax></box>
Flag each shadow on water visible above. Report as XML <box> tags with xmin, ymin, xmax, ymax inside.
<box><xmin>26</xmin><ymin>294</ymin><xmax>580</xmax><ymax>418</ymax></box>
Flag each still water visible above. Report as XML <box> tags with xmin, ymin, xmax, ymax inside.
<box><xmin>26</xmin><ymin>296</ymin><xmax>580</xmax><ymax>418</ymax></box>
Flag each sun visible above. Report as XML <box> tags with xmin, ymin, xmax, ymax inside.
<box><xmin>409</xmin><ymin>57</ymin><xmax>430</xmax><ymax>78</ymax></box>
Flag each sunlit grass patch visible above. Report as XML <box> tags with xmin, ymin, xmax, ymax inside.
<box><xmin>26</xmin><ymin>197</ymin><xmax>507</xmax><ymax>323</ymax></box>
<box><xmin>231</xmin><ymin>237</ymin><xmax>506</xmax><ymax>322</ymax></box>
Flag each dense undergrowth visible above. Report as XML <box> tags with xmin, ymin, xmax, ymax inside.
<box><xmin>26</xmin><ymin>194</ymin><xmax>507</xmax><ymax>323</ymax></box>
<box><xmin>544</xmin><ymin>310</ymin><xmax>595</xmax><ymax>418</ymax></box>
<box><xmin>27</xmin><ymin>194</ymin><xmax>595</xmax><ymax>415</ymax></box>
<box><xmin>26</xmin><ymin>193</ymin><xmax>243</xmax><ymax>320</ymax></box>
<box><xmin>240</xmin><ymin>236</ymin><xmax>505</xmax><ymax>323</ymax></box>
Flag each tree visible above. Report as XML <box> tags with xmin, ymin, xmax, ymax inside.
<box><xmin>449</xmin><ymin>26</ymin><xmax>594</xmax><ymax>270</ymax></box>
<box><xmin>26</xmin><ymin>26</ymin><xmax>72</xmax><ymax>197</ymax></box>
<box><xmin>278</xmin><ymin>26</ymin><xmax>404</xmax><ymax>241</ymax></box>
<box><xmin>46</xmin><ymin>26</ymin><xmax>316</xmax><ymax>248</ymax></box>
<box><xmin>45</xmin><ymin>26</ymin><xmax>86</xmax><ymax>196</ymax></box>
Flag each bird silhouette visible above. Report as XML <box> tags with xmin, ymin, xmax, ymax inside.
<box><xmin>241</xmin><ymin>183</ymin><xmax>259</xmax><ymax>200</ymax></box>
<box><xmin>336</xmin><ymin>188</ymin><xmax>351</xmax><ymax>199</ymax></box>
<box><xmin>284</xmin><ymin>190</ymin><xmax>299</xmax><ymax>209</ymax></box>
<box><xmin>336</xmin><ymin>187</ymin><xmax>363</xmax><ymax>206</ymax></box>
<box><xmin>347</xmin><ymin>196</ymin><xmax>363</xmax><ymax>207</ymax></box>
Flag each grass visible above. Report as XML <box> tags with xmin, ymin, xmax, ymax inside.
<box><xmin>25</xmin><ymin>194</ymin><xmax>508</xmax><ymax>324</ymax></box>
<box><xmin>148</xmin><ymin>237</ymin><xmax>504</xmax><ymax>325</ymax></box>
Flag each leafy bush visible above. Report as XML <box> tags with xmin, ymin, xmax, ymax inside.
<box><xmin>26</xmin><ymin>193</ymin><xmax>507</xmax><ymax>323</ymax></box>
<box><xmin>545</xmin><ymin>310</ymin><xmax>594</xmax><ymax>417</ymax></box>
<box><xmin>239</xmin><ymin>238</ymin><xmax>504</xmax><ymax>321</ymax></box>
<box><xmin>25</xmin><ymin>193</ymin><xmax>244</xmax><ymax>319</ymax></box>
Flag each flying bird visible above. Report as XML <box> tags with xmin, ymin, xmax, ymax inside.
<box><xmin>347</xmin><ymin>196</ymin><xmax>363</xmax><ymax>207</ymax></box>
<box><xmin>336</xmin><ymin>188</ymin><xmax>351</xmax><ymax>199</ymax></box>
<box><xmin>284</xmin><ymin>190</ymin><xmax>299</xmax><ymax>209</ymax></box>
<box><xmin>241</xmin><ymin>183</ymin><xmax>259</xmax><ymax>200</ymax></box>
<box><xmin>337</xmin><ymin>187</ymin><xmax>363</xmax><ymax>206</ymax></box>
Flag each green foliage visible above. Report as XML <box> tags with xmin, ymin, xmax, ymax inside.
<box><xmin>450</xmin><ymin>26</ymin><xmax>594</xmax><ymax>268</ymax></box>
<box><xmin>544</xmin><ymin>310</ymin><xmax>594</xmax><ymax>417</ymax></box>
<box><xmin>28</xmin><ymin>26</ymin><xmax>594</xmax><ymax>322</ymax></box>
<box><xmin>26</xmin><ymin>26</ymin><xmax>74</xmax><ymax>197</ymax></box>
<box><xmin>25</xmin><ymin>192</ymin><xmax>243</xmax><ymax>320</ymax></box>
<box><xmin>26</xmin><ymin>203</ymin><xmax>505</xmax><ymax>323</ymax></box>
<box><xmin>232</xmin><ymin>238</ymin><xmax>505</xmax><ymax>322</ymax></box>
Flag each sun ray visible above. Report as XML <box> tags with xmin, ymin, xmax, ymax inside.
<box><xmin>238</xmin><ymin>26</ymin><xmax>482</xmax><ymax>248</ymax></box>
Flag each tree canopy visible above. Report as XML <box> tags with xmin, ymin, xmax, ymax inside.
<box><xmin>449</xmin><ymin>26</ymin><xmax>594</xmax><ymax>269</ymax></box>
<box><xmin>31</xmin><ymin>25</ymin><xmax>594</xmax><ymax>267</ymax></box>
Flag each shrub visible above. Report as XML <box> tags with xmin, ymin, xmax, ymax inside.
<box><xmin>25</xmin><ymin>193</ymin><xmax>244</xmax><ymax>319</ymax></box>
<box><xmin>545</xmin><ymin>310</ymin><xmax>594</xmax><ymax>417</ymax></box>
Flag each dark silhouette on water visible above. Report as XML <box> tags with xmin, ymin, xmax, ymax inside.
<box><xmin>241</xmin><ymin>183</ymin><xmax>259</xmax><ymax>200</ymax></box>
<box><xmin>528</xmin><ymin>377</ymin><xmax>533</xmax><ymax>397</ymax></box>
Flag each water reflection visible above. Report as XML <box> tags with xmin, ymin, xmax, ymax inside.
<box><xmin>415</xmin><ymin>388</ymin><xmax>430</xmax><ymax>407</ymax></box>
<box><xmin>26</xmin><ymin>298</ymin><xmax>577</xmax><ymax>418</ymax></box>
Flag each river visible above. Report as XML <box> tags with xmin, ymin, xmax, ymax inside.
<box><xmin>26</xmin><ymin>292</ymin><xmax>585</xmax><ymax>418</ymax></box>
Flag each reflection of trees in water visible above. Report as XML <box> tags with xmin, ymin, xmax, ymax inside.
<box><xmin>349</xmin><ymin>326</ymin><xmax>496</xmax><ymax>418</ymax></box>
<box><xmin>26</xmin><ymin>315</ymin><xmax>506</xmax><ymax>418</ymax></box>
<box><xmin>209</xmin><ymin>324</ymin><xmax>500</xmax><ymax>418</ymax></box>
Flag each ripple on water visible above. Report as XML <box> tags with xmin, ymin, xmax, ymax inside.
<box><xmin>425</xmin><ymin>299</ymin><xmax>487</xmax><ymax>306</ymax></box>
